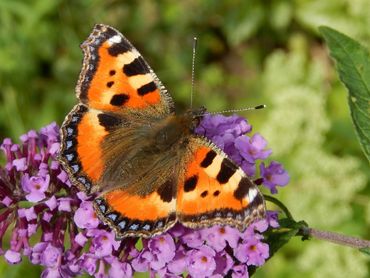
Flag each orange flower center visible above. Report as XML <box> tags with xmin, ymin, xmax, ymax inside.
<box><xmin>249</xmin><ymin>245</ymin><xmax>257</xmax><ymax>251</ymax></box>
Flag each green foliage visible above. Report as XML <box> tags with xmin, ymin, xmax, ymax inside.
<box><xmin>264</xmin><ymin>217</ymin><xmax>309</xmax><ymax>258</ymax></box>
<box><xmin>320</xmin><ymin>26</ymin><xmax>370</xmax><ymax>162</ymax></box>
<box><xmin>259</xmin><ymin>29</ymin><xmax>369</xmax><ymax>277</ymax></box>
<box><xmin>360</xmin><ymin>247</ymin><xmax>370</xmax><ymax>256</ymax></box>
<box><xmin>0</xmin><ymin>0</ymin><xmax>369</xmax><ymax>277</ymax></box>
<box><xmin>0</xmin><ymin>258</ymin><xmax>41</xmax><ymax>278</ymax></box>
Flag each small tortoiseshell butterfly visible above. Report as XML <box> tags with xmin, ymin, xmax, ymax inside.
<box><xmin>58</xmin><ymin>24</ymin><xmax>265</xmax><ymax>238</ymax></box>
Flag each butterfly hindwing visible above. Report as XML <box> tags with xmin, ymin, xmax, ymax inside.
<box><xmin>59</xmin><ymin>104</ymin><xmax>121</xmax><ymax>193</ymax></box>
<box><xmin>94</xmin><ymin>177</ymin><xmax>178</xmax><ymax>238</ymax></box>
<box><xmin>177</xmin><ymin>137</ymin><xmax>266</xmax><ymax>231</ymax></box>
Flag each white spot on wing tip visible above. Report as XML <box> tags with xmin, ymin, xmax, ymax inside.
<box><xmin>248</xmin><ymin>188</ymin><xmax>258</xmax><ymax>202</ymax></box>
<box><xmin>108</xmin><ymin>35</ymin><xmax>122</xmax><ymax>45</ymax></box>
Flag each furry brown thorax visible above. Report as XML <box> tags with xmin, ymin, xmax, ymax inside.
<box><xmin>151</xmin><ymin>107</ymin><xmax>206</xmax><ymax>151</ymax></box>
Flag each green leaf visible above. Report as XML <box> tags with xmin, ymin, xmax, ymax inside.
<box><xmin>0</xmin><ymin>258</ymin><xmax>41</xmax><ymax>278</ymax></box>
<box><xmin>264</xmin><ymin>218</ymin><xmax>309</xmax><ymax>258</ymax></box>
<box><xmin>320</xmin><ymin>26</ymin><xmax>370</xmax><ymax>162</ymax></box>
<box><xmin>359</xmin><ymin>247</ymin><xmax>370</xmax><ymax>256</ymax></box>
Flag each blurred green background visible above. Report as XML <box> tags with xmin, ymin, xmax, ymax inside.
<box><xmin>0</xmin><ymin>0</ymin><xmax>369</xmax><ymax>277</ymax></box>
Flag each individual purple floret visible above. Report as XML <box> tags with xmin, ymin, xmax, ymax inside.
<box><xmin>234</xmin><ymin>238</ymin><xmax>269</xmax><ymax>266</ymax></box>
<box><xmin>187</xmin><ymin>245</ymin><xmax>217</xmax><ymax>277</ymax></box>
<box><xmin>0</xmin><ymin>114</ymin><xmax>289</xmax><ymax>277</ymax></box>
<box><xmin>235</xmin><ymin>133</ymin><xmax>272</xmax><ymax>163</ymax></box>
<box><xmin>147</xmin><ymin>234</ymin><xmax>176</xmax><ymax>270</ymax></box>
<box><xmin>21</xmin><ymin>174</ymin><xmax>50</xmax><ymax>202</ymax></box>
<box><xmin>200</xmin><ymin>226</ymin><xmax>240</xmax><ymax>252</ymax></box>
<box><xmin>260</xmin><ymin>161</ymin><xmax>290</xmax><ymax>194</ymax></box>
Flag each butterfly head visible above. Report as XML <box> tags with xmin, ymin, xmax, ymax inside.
<box><xmin>184</xmin><ymin>106</ymin><xmax>206</xmax><ymax>131</ymax></box>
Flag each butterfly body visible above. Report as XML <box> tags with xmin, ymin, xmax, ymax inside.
<box><xmin>59</xmin><ymin>24</ymin><xmax>265</xmax><ymax>238</ymax></box>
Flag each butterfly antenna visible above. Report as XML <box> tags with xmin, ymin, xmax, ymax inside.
<box><xmin>190</xmin><ymin>37</ymin><xmax>198</xmax><ymax>108</ymax></box>
<box><xmin>197</xmin><ymin>104</ymin><xmax>266</xmax><ymax>117</ymax></box>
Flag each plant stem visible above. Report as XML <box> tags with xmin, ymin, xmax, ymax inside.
<box><xmin>264</xmin><ymin>195</ymin><xmax>370</xmax><ymax>250</ymax></box>
<box><xmin>304</xmin><ymin>227</ymin><xmax>370</xmax><ymax>249</ymax></box>
<box><xmin>263</xmin><ymin>194</ymin><xmax>294</xmax><ymax>220</ymax></box>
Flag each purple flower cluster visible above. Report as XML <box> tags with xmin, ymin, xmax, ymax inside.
<box><xmin>0</xmin><ymin>114</ymin><xmax>289</xmax><ymax>277</ymax></box>
<box><xmin>133</xmin><ymin>216</ymin><xmax>277</xmax><ymax>277</ymax></box>
<box><xmin>196</xmin><ymin>114</ymin><xmax>289</xmax><ymax>193</ymax></box>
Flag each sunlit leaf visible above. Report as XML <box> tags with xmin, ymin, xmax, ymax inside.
<box><xmin>320</xmin><ymin>26</ymin><xmax>370</xmax><ymax>162</ymax></box>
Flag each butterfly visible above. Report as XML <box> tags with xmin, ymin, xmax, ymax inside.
<box><xmin>58</xmin><ymin>24</ymin><xmax>265</xmax><ymax>238</ymax></box>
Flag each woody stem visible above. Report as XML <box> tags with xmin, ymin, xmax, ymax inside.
<box><xmin>303</xmin><ymin>227</ymin><xmax>370</xmax><ymax>249</ymax></box>
<box><xmin>264</xmin><ymin>195</ymin><xmax>370</xmax><ymax>250</ymax></box>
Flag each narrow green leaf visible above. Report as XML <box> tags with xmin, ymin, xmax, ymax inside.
<box><xmin>319</xmin><ymin>26</ymin><xmax>370</xmax><ymax>162</ymax></box>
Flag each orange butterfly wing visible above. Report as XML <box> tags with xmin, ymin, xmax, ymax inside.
<box><xmin>59</xmin><ymin>24</ymin><xmax>174</xmax><ymax>193</ymax></box>
<box><xmin>92</xmin><ymin>137</ymin><xmax>265</xmax><ymax>238</ymax></box>
<box><xmin>77</xmin><ymin>24</ymin><xmax>174</xmax><ymax>112</ymax></box>
<box><xmin>94</xmin><ymin>182</ymin><xmax>177</xmax><ymax>238</ymax></box>
<box><xmin>177</xmin><ymin>138</ymin><xmax>266</xmax><ymax>231</ymax></box>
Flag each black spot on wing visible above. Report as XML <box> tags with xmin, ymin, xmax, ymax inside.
<box><xmin>234</xmin><ymin>177</ymin><xmax>254</xmax><ymax>201</ymax></box>
<box><xmin>110</xmin><ymin>94</ymin><xmax>130</xmax><ymax>106</ymax></box>
<box><xmin>213</xmin><ymin>190</ymin><xmax>220</xmax><ymax>197</ymax></box>
<box><xmin>201</xmin><ymin>150</ymin><xmax>217</xmax><ymax>168</ymax></box>
<box><xmin>97</xmin><ymin>113</ymin><xmax>126</xmax><ymax>131</ymax></box>
<box><xmin>103</xmin><ymin>27</ymin><xmax>118</xmax><ymax>40</ymax></box>
<box><xmin>123</xmin><ymin>57</ymin><xmax>149</xmax><ymax>76</ymax></box>
<box><xmin>109</xmin><ymin>70</ymin><xmax>116</xmax><ymax>76</ymax></box>
<box><xmin>108</xmin><ymin>41</ymin><xmax>131</xmax><ymax>56</ymax></box>
<box><xmin>200</xmin><ymin>190</ymin><xmax>208</xmax><ymax>198</ymax></box>
<box><xmin>106</xmin><ymin>81</ymin><xmax>114</xmax><ymax>88</ymax></box>
<box><xmin>216</xmin><ymin>158</ymin><xmax>238</xmax><ymax>184</ymax></box>
<box><xmin>137</xmin><ymin>81</ymin><xmax>157</xmax><ymax>96</ymax></box>
<box><xmin>157</xmin><ymin>179</ymin><xmax>175</xmax><ymax>203</ymax></box>
<box><xmin>184</xmin><ymin>175</ymin><xmax>198</xmax><ymax>192</ymax></box>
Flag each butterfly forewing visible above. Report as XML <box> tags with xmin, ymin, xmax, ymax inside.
<box><xmin>76</xmin><ymin>24</ymin><xmax>174</xmax><ymax>114</ymax></box>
